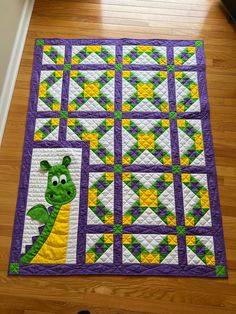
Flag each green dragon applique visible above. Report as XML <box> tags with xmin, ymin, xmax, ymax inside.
<box><xmin>20</xmin><ymin>155</ymin><xmax>77</xmax><ymax>264</ymax></box>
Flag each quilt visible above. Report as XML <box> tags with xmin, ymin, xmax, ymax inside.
<box><xmin>9</xmin><ymin>38</ymin><xmax>227</xmax><ymax>277</ymax></box>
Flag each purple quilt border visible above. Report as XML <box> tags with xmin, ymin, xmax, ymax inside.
<box><xmin>8</xmin><ymin>38</ymin><xmax>227</xmax><ymax>278</ymax></box>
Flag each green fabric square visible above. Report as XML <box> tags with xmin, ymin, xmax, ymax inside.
<box><xmin>177</xmin><ymin>226</ymin><xmax>186</xmax><ymax>235</ymax></box>
<box><xmin>64</xmin><ymin>64</ymin><xmax>71</xmax><ymax>70</ymax></box>
<box><xmin>114</xmin><ymin>224</ymin><xmax>123</xmax><ymax>234</ymax></box>
<box><xmin>114</xmin><ymin>164</ymin><xmax>122</xmax><ymax>172</ymax></box>
<box><xmin>114</xmin><ymin>111</ymin><xmax>122</xmax><ymax>119</ymax></box>
<box><xmin>167</xmin><ymin>65</ymin><xmax>174</xmax><ymax>72</ymax></box>
<box><xmin>195</xmin><ymin>41</ymin><xmax>203</xmax><ymax>47</ymax></box>
<box><xmin>216</xmin><ymin>265</ymin><xmax>227</xmax><ymax>277</ymax></box>
<box><xmin>10</xmin><ymin>263</ymin><xmax>19</xmax><ymax>274</ymax></box>
<box><xmin>60</xmin><ymin>111</ymin><xmax>68</xmax><ymax>118</ymax></box>
<box><xmin>169</xmin><ymin>112</ymin><xmax>177</xmax><ymax>120</ymax></box>
<box><xmin>172</xmin><ymin>165</ymin><xmax>181</xmax><ymax>174</ymax></box>
<box><xmin>36</xmin><ymin>39</ymin><xmax>44</xmax><ymax>46</ymax></box>
<box><xmin>116</xmin><ymin>64</ymin><xmax>123</xmax><ymax>71</ymax></box>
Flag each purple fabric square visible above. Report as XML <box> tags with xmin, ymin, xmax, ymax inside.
<box><xmin>131</xmin><ymin>243</ymin><xmax>141</xmax><ymax>255</ymax></box>
<box><xmin>96</xmin><ymin>206</ymin><xmax>106</xmax><ymax>217</ymax></box>
<box><xmin>159</xmin><ymin>244</ymin><xmax>169</xmax><ymax>255</ymax></box>
<box><xmin>95</xmin><ymin>243</ymin><xmax>105</xmax><ymax>253</ymax></box>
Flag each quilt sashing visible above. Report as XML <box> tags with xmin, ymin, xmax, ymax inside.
<box><xmin>9</xmin><ymin>38</ymin><xmax>227</xmax><ymax>277</ymax></box>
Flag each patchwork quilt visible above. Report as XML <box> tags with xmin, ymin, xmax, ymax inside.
<box><xmin>9</xmin><ymin>39</ymin><xmax>227</xmax><ymax>277</ymax></box>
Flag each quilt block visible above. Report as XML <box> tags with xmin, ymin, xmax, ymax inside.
<box><xmin>9</xmin><ymin>39</ymin><xmax>227</xmax><ymax>277</ymax></box>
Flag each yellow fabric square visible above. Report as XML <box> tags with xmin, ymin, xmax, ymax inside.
<box><xmin>123</xmin><ymin>215</ymin><xmax>132</xmax><ymax>225</ymax></box>
<box><xmin>39</xmin><ymin>82</ymin><xmax>47</xmax><ymax>97</ymax></box>
<box><xmin>34</xmin><ymin>132</ymin><xmax>42</xmax><ymax>141</ymax></box>
<box><xmin>160</xmin><ymin>71</ymin><xmax>167</xmax><ymax>78</ymax></box>
<box><xmin>182</xmin><ymin>173</ymin><xmax>190</xmax><ymax>182</ymax></box>
<box><xmin>70</xmin><ymin>70</ymin><xmax>78</xmax><ymax>78</ymax></box>
<box><xmin>163</xmin><ymin>156</ymin><xmax>172</xmax><ymax>165</ymax></box>
<box><xmin>84</xmin><ymin>83</ymin><xmax>100</xmax><ymax>98</ymax></box>
<box><xmin>159</xmin><ymin>57</ymin><xmax>167</xmax><ymax>65</ymax></box>
<box><xmin>122</xmin><ymin>104</ymin><xmax>131</xmax><ymax>112</ymax></box>
<box><xmin>106</xmin><ymin>156</ymin><xmax>114</xmax><ymax>164</ymax></box>
<box><xmin>106</xmin><ymin>172</ymin><xmax>114</xmax><ymax>181</ymax></box>
<box><xmin>188</xmin><ymin>47</ymin><xmax>196</xmax><ymax>53</ymax></box>
<box><xmin>71</xmin><ymin>56</ymin><xmax>80</xmax><ymax>64</ymax></box>
<box><xmin>137</xmin><ymin>83</ymin><xmax>154</xmax><ymax>99</ymax></box>
<box><xmin>106</xmin><ymin>103</ymin><xmax>114</xmax><ymax>111</ymax></box>
<box><xmin>167</xmin><ymin>216</ymin><xmax>176</xmax><ymax>226</ymax></box>
<box><xmin>105</xmin><ymin>215</ymin><xmax>114</xmax><ymax>224</ymax></box>
<box><xmin>174</xmin><ymin>58</ymin><xmax>183</xmax><ymax>66</ymax></box>
<box><xmin>67</xmin><ymin>118</ymin><xmax>76</xmax><ymax>126</ymax></box>
<box><xmin>107</xmin><ymin>70</ymin><xmax>115</xmax><ymax>78</ymax></box>
<box><xmin>82</xmin><ymin>133</ymin><xmax>99</xmax><ymax>149</ymax></box>
<box><xmin>56</xmin><ymin>57</ymin><xmax>64</xmax><ymax>65</ymax></box>
<box><xmin>122</xmin><ymin>119</ymin><xmax>130</xmax><ymax>127</ymax></box>
<box><xmin>122</xmin><ymin>156</ymin><xmax>131</xmax><ymax>164</ymax></box>
<box><xmin>206</xmin><ymin>255</ymin><xmax>215</xmax><ymax>266</ymax></box>
<box><xmin>175</xmin><ymin>72</ymin><xmax>183</xmax><ymax>79</ymax></box>
<box><xmin>68</xmin><ymin>103</ymin><xmax>76</xmax><ymax>111</ymax></box>
<box><xmin>186</xmin><ymin>235</ymin><xmax>195</xmax><ymax>246</ymax></box>
<box><xmin>88</xmin><ymin>188</ymin><xmax>97</xmax><ymax>207</ymax></box>
<box><xmin>43</xmin><ymin>45</ymin><xmax>51</xmax><ymax>52</ymax></box>
<box><xmin>86</xmin><ymin>253</ymin><xmax>95</xmax><ymax>263</ymax></box>
<box><xmin>139</xmin><ymin>189</ymin><xmax>158</xmax><ymax>208</ymax></box>
<box><xmin>122</xmin><ymin>71</ymin><xmax>131</xmax><ymax>78</ymax></box>
<box><xmin>162</xmin><ymin>119</ymin><xmax>170</xmax><ymax>127</ymax></box>
<box><xmin>168</xmin><ymin>235</ymin><xmax>177</xmax><ymax>245</ymax></box>
<box><xmin>181</xmin><ymin>156</ymin><xmax>190</xmax><ymax>166</ymax></box>
<box><xmin>137</xmin><ymin>46</ymin><xmax>152</xmax><ymax>53</ymax></box>
<box><xmin>52</xmin><ymin>103</ymin><xmax>61</xmax><ymax>111</ymax></box>
<box><xmin>200</xmin><ymin>190</ymin><xmax>210</xmax><ymax>208</ymax></box>
<box><xmin>138</xmin><ymin>133</ymin><xmax>155</xmax><ymax>150</ymax></box>
<box><xmin>161</xmin><ymin>103</ymin><xmax>169</xmax><ymax>112</ymax></box>
<box><xmin>180</xmin><ymin>156</ymin><xmax>189</xmax><ymax>166</ymax></box>
<box><xmin>107</xmin><ymin>57</ymin><xmax>115</xmax><ymax>64</ymax></box>
<box><xmin>177</xmin><ymin>104</ymin><xmax>185</xmax><ymax>112</ymax></box>
<box><xmin>51</xmin><ymin>118</ymin><xmax>59</xmax><ymax>126</ymax></box>
<box><xmin>185</xmin><ymin>216</ymin><xmax>195</xmax><ymax>226</ymax></box>
<box><xmin>122</xmin><ymin>234</ymin><xmax>132</xmax><ymax>244</ymax></box>
<box><xmin>122</xmin><ymin>172</ymin><xmax>131</xmax><ymax>181</ymax></box>
<box><xmin>104</xmin><ymin>234</ymin><xmax>113</xmax><ymax>244</ymax></box>
<box><xmin>191</xmin><ymin>85</ymin><xmax>199</xmax><ymax>98</ymax></box>
<box><xmin>141</xmin><ymin>253</ymin><xmax>160</xmax><ymax>264</ymax></box>
<box><xmin>106</xmin><ymin>118</ymin><xmax>114</xmax><ymax>127</ymax></box>
<box><xmin>55</xmin><ymin>71</ymin><xmax>63</xmax><ymax>78</ymax></box>
<box><xmin>177</xmin><ymin>119</ymin><xmax>186</xmax><ymax>128</ymax></box>
<box><xmin>194</xmin><ymin>134</ymin><xmax>204</xmax><ymax>150</ymax></box>
<box><xmin>164</xmin><ymin>173</ymin><xmax>173</xmax><ymax>182</ymax></box>
<box><xmin>123</xmin><ymin>57</ymin><xmax>131</xmax><ymax>64</ymax></box>
<box><xmin>86</xmin><ymin>46</ymin><xmax>101</xmax><ymax>53</ymax></box>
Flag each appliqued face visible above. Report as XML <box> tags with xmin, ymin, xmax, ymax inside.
<box><xmin>40</xmin><ymin>156</ymin><xmax>76</xmax><ymax>205</ymax></box>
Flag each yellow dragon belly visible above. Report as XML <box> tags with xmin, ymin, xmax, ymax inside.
<box><xmin>30</xmin><ymin>203</ymin><xmax>71</xmax><ymax>264</ymax></box>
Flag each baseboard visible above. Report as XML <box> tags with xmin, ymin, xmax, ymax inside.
<box><xmin>0</xmin><ymin>0</ymin><xmax>35</xmax><ymax>145</ymax></box>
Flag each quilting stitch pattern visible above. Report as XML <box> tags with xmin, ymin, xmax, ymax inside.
<box><xmin>9</xmin><ymin>39</ymin><xmax>227</xmax><ymax>277</ymax></box>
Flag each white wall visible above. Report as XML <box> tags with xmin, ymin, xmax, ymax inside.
<box><xmin>0</xmin><ymin>0</ymin><xmax>34</xmax><ymax>144</ymax></box>
<box><xmin>0</xmin><ymin>0</ymin><xmax>26</xmax><ymax>93</ymax></box>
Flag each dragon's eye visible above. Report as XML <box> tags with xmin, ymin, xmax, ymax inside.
<box><xmin>60</xmin><ymin>174</ymin><xmax>67</xmax><ymax>184</ymax></box>
<box><xmin>51</xmin><ymin>176</ymin><xmax>59</xmax><ymax>186</ymax></box>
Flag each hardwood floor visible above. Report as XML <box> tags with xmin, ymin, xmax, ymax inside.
<box><xmin>0</xmin><ymin>0</ymin><xmax>236</xmax><ymax>313</ymax></box>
